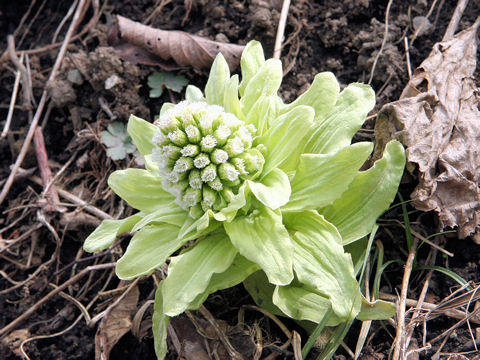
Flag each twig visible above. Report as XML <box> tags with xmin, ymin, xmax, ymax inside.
<box><xmin>1</xmin><ymin>53</ymin><xmax>23</xmax><ymax>140</ymax></box>
<box><xmin>7</xmin><ymin>36</ymin><xmax>33</xmax><ymax>108</ymax></box>
<box><xmin>392</xmin><ymin>238</ymin><xmax>418</xmax><ymax>360</ymax></box>
<box><xmin>405</xmin><ymin>248</ymin><xmax>438</xmax><ymax>354</ymax></box>
<box><xmin>442</xmin><ymin>0</ymin><xmax>469</xmax><ymax>41</ymax></box>
<box><xmin>379</xmin><ymin>293</ymin><xmax>480</xmax><ymax>325</ymax></box>
<box><xmin>198</xmin><ymin>305</ymin><xmax>245</xmax><ymax>360</ymax></box>
<box><xmin>403</xmin><ymin>37</ymin><xmax>412</xmax><ymax>79</ymax></box>
<box><xmin>0</xmin><ymin>0</ymin><xmax>89</xmax><ymax>206</ymax></box>
<box><xmin>410</xmin><ymin>0</ymin><xmax>439</xmax><ymax>46</ymax></box>
<box><xmin>273</xmin><ymin>0</ymin><xmax>291</xmax><ymax>59</ymax></box>
<box><xmin>51</xmin><ymin>0</ymin><xmax>79</xmax><ymax>44</ymax></box>
<box><xmin>88</xmin><ymin>278</ymin><xmax>140</xmax><ymax>326</ymax></box>
<box><xmin>0</xmin><ymin>262</ymin><xmax>115</xmax><ymax>338</ymax></box>
<box><xmin>33</xmin><ymin>127</ymin><xmax>63</xmax><ymax>212</ymax></box>
<box><xmin>28</xmin><ymin>174</ymin><xmax>112</xmax><ymax>220</ymax></box>
<box><xmin>368</xmin><ymin>0</ymin><xmax>393</xmax><ymax>85</ymax></box>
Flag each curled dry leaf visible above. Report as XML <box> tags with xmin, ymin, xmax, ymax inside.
<box><xmin>95</xmin><ymin>284</ymin><xmax>140</xmax><ymax>360</ymax></box>
<box><xmin>108</xmin><ymin>15</ymin><xmax>244</xmax><ymax>71</ymax></box>
<box><xmin>374</xmin><ymin>19</ymin><xmax>480</xmax><ymax>241</ymax></box>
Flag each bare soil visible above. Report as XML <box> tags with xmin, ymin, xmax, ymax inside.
<box><xmin>1</xmin><ymin>0</ymin><xmax>480</xmax><ymax>359</ymax></box>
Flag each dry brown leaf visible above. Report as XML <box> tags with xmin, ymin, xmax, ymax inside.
<box><xmin>108</xmin><ymin>15</ymin><xmax>244</xmax><ymax>71</ymax></box>
<box><xmin>95</xmin><ymin>284</ymin><xmax>140</xmax><ymax>360</ymax></box>
<box><xmin>2</xmin><ymin>328</ymin><xmax>31</xmax><ymax>357</ymax></box>
<box><xmin>374</xmin><ymin>19</ymin><xmax>480</xmax><ymax>241</ymax></box>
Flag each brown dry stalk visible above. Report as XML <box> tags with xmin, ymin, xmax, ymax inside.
<box><xmin>33</xmin><ymin>127</ymin><xmax>62</xmax><ymax>212</ymax></box>
<box><xmin>0</xmin><ymin>0</ymin><xmax>89</xmax><ymax>206</ymax></box>
<box><xmin>443</xmin><ymin>0</ymin><xmax>470</xmax><ymax>41</ymax></box>
<box><xmin>392</xmin><ymin>239</ymin><xmax>418</xmax><ymax>360</ymax></box>
<box><xmin>0</xmin><ymin>263</ymin><xmax>115</xmax><ymax>338</ymax></box>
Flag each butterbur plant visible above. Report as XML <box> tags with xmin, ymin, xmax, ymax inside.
<box><xmin>84</xmin><ymin>41</ymin><xmax>405</xmax><ymax>358</ymax></box>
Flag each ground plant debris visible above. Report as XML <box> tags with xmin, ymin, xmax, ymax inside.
<box><xmin>0</xmin><ymin>1</ymin><xmax>480</xmax><ymax>360</ymax></box>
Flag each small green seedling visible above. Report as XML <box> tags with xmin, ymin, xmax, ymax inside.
<box><xmin>148</xmin><ymin>71</ymin><xmax>189</xmax><ymax>98</ymax></box>
<box><xmin>100</xmin><ymin>122</ymin><xmax>136</xmax><ymax>160</ymax></box>
<box><xmin>85</xmin><ymin>41</ymin><xmax>406</xmax><ymax>359</ymax></box>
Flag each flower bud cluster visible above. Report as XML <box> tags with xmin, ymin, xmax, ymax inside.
<box><xmin>152</xmin><ymin>101</ymin><xmax>265</xmax><ymax>217</ymax></box>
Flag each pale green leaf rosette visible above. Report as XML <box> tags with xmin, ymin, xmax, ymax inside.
<box><xmin>83</xmin><ymin>40</ymin><xmax>406</xmax><ymax>359</ymax></box>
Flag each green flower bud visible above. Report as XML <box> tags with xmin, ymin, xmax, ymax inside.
<box><xmin>218</xmin><ymin>163</ymin><xmax>240</xmax><ymax>183</ymax></box>
<box><xmin>193</xmin><ymin>153</ymin><xmax>210</xmax><ymax>169</ymax></box>
<box><xmin>201</xmin><ymin>164</ymin><xmax>217</xmax><ymax>183</ymax></box>
<box><xmin>174</xmin><ymin>157</ymin><xmax>193</xmax><ymax>173</ymax></box>
<box><xmin>152</xmin><ymin>100</ymin><xmax>265</xmax><ymax>218</ymax></box>
<box><xmin>211</xmin><ymin>149</ymin><xmax>229</xmax><ymax>164</ymax></box>
<box><xmin>181</xmin><ymin>144</ymin><xmax>200</xmax><ymax>157</ymax></box>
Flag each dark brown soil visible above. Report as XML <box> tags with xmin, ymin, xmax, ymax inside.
<box><xmin>1</xmin><ymin>0</ymin><xmax>480</xmax><ymax>359</ymax></box>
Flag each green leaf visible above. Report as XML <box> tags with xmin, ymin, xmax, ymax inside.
<box><xmin>320</xmin><ymin>140</ymin><xmax>406</xmax><ymax>244</ymax></box>
<box><xmin>127</xmin><ymin>115</ymin><xmax>157</xmax><ymax>156</ymax></box>
<box><xmin>281</xmin><ymin>72</ymin><xmax>340</xmax><ymax>123</ymax></box>
<box><xmin>131</xmin><ymin>201</ymin><xmax>188</xmax><ymax>232</ymax></box>
<box><xmin>188</xmin><ymin>254</ymin><xmax>260</xmax><ymax>310</ymax></box>
<box><xmin>185</xmin><ymin>85</ymin><xmax>204</xmax><ymax>102</ymax></box>
<box><xmin>159</xmin><ymin>102</ymin><xmax>174</xmax><ymax>116</ymax></box>
<box><xmin>162</xmin><ymin>232</ymin><xmax>237</xmax><ymax>316</ymax></box>
<box><xmin>248</xmin><ymin>168</ymin><xmax>291</xmax><ymax>210</ymax></box>
<box><xmin>245</xmin><ymin>95</ymin><xmax>282</xmax><ymax>136</ymax></box>
<box><xmin>223</xmin><ymin>75</ymin><xmax>244</xmax><ymax>120</ymax></box>
<box><xmin>256</xmin><ymin>105</ymin><xmax>314</xmax><ymax>175</ymax></box>
<box><xmin>213</xmin><ymin>182</ymin><xmax>249</xmax><ymax>222</ymax></box>
<box><xmin>283</xmin><ymin>211</ymin><xmax>361</xmax><ymax>319</ymax></box>
<box><xmin>273</xmin><ymin>284</ymin><xmax>342</xmax><ymax>326</ymax></box>
<box><xmin>144</xmin><ymin>154</ymin><xmax>160</xmax><ymax>174</ymax></box>
<box><xmin>101</xmin><ymin>122</ymin><xmax>136</xmax><ymax>160</ymax></box>
<box><xmin>305</xmin><ymin>83</ymin><xmax>375</xmax><ymax>154</ymax></box>
<box><xmin>224</xmin><ymin>207</ymin><xmax>294</xmax><ymax>285</ymax></box>
<box><xmin>152</xmin><ymin>286</ymin><xmax>169</xmax><ymax>360</ymax></box>
<box><xmin>205</xmin><ymin>54</ymin><xmax>230</xmax><ymax>106</ymax></box>
<box><xmin>240</xmin><ymin>59</ymin><xmax>283</xmax><ymax>116</ymax></box>
<box><xmin>149</xmin><ymin>87</ymin><xmax>163</xmax><ymax>98</ymax></box>
<box><xmin>357</xmin><ymin>297</ymin><xmax>396</xmax><ymax>321</ymax></box>
<box><xmin>116</xmin><ymin>224</ymin><xmax>183</xmax><ymax>280</ymax></box>
<box><xmin>83</xmin><ymin>214</ymin><xmax>142</xmax><ymax>252</ymax></box>
<box><xmin>148</xmin><ymin>71</ymin><xmax>188</xmax><ymax>98</ymax></box>
<box><xmin>108</xmin><ymin>169</ymin><xmax>175</xmax><ymax>213</ymax></box>
<box><xmin>239</xmin><ymin>40</ymin><xmax>265</xmax><ymax>96</ymax></box>
<box><xmin>284</xmin><ymin>142</ymin><xmax>373</xmax><ymax>211</ymax></box>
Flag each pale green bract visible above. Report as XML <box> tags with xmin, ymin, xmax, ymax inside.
<box><xmin>83</xmin><ymin>41</ymin><xmax>406</xmax><ymax>359</ymax></box>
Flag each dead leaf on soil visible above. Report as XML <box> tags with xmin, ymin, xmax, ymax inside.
<box><xmin>108</xmin><ymin>15</ymin><xmax>245</xmax><ymax>71</ymax></box>
<box><xmin>2</xmin><ymin>328</ymin><xmax>31</xmax><ymax>357</ymax></box>
<box><xmin>95</xmin><ymin>283</ymin><xmax>139</xmax><ymax>360</ymax></box>
<box><xmin>374</xmin><ymin>19</ymin><xmax>480</xmax><ymax>241</ymax></box>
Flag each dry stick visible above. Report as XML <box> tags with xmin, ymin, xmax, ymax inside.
<box><xmin>273</xmin><ymin>0</ymin><xmax>291</xmax><ymax>59</ymax></box>
<box><xmin>28</xmin><ymin>174</ymin><xmax>112</xmax><ymax>220</ymax></box>
<box><xmin>404</xmin><ymin>248</ymin><xmax>438</xmax><ymax>355</ymax></box>
<box><xmin>368</xmin><ymin>0</ymin><xmax>393</xmax><ymax>85</ymax></box>
<box><xmin>0</xmin><ymin>262</ymin><xmax>115</xmax><ymax>338</ymax></box>
<box><xmin>379</xmin><ymin>293</ymin><xmax>480</xmax><ymax>325</ymax></box>
<box><xmin>51</xmin><ymin>0</ymin><xmax>79</xmax><ymax>44</ymax></box>
<box><xmin>443</xmin><ymin>0</ymin><xmax>469</xmax><ymax>41</ymax></box>
<box><xmin>88</xmin><ymin>277</ymin><xmax>141</xmax><ymax>326</ymax></box>
<box><xmin>0</xmin><ymin>0</ymin><xmax>99</xmax><ymax>63</ymax></box>
<box><xmin>0</xmin><ymin>0</ymin><xmax>89</xmax><ymax>206</ymax></box>
<box><xmin>1</xmin><ymin>54</ymin><xmax>23</xmax><ymax>139</ymax></box>
<box><xmin>6</xmin><ymin>37</ymin><xmax>33</xmax><ymax>109</ymax></box>
<box><xmin>392</xmin><ymin>239</ymin><xmax>418</xmax><ymax>360</ymax></box>
<box><xmin>403</xmin><ymin>37</ymin><xmax>412</xmax><ymax>80</ymax></box>
<box><xmin>409</xmin><ymin>0</ymin><xmax>439</xmax><ymax>47</ymax></box>
<box><xmin>198</xmin><ymin>305</ymin><xmax>246</xmax><ymax>360</ymax></box>
<box><xmin>33</xmin><ymin>127</ymin><xmax>63</xmax><ymax>212</ymax></box>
